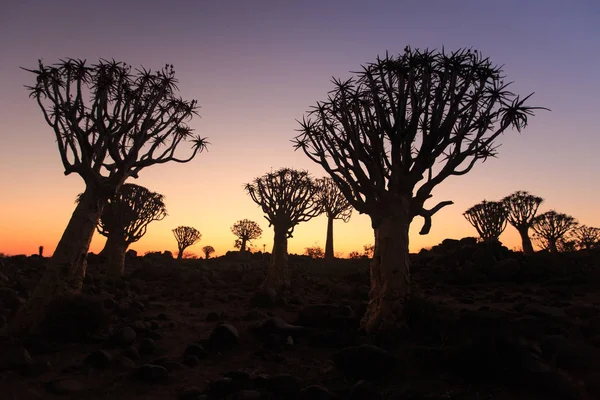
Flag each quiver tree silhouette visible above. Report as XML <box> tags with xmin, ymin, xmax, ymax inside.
<box><xmin>463</xmin><ymin>200</ymin><xmax>509</xmax><ymax>243</ymax></box>
<box><xmin>532</xmin><ymin>210</ymin><xmax>578</xmax><ymax>253</ymax></box>
<box><xmin>573</xmin><ymin>225</ymin><xmax>600</xmax><ymax>250</ymax></box>
<box><xmin>245</xmin><ymin>168</ymin><xmax>321</xmax><ymax>290</ymax></box>
<box><xmin>502</xmin><ymin>191</ymin><xmax>543</xmax><ymax>255</ymax></box>
<box><xmin>293</xmin><ymin>47</ymin><xmax>546</xmax><ymax>334</ymax></box>
<box><xmin>305</xmin><ymin>244</ymin><xmax>325</xmax><ymax>259</ymax></box>
<box><xmin>7</xmin><ymin>59</ymin><xmax>206</xmax><ymax>335</ymax></box>
<box><xmin>231</xmin><ymin>219</ymin><xmax>263</xmax><ymax>252</ymax></box>
<box><xmin>172</xmin><ymin>226</ymin><xmax>202</xmax><ymax>260</ymax></box>
<box><xmin>81</xmin><ymin>183</ymin><xmax>167</xmax><ymax>277</ymax></box>
<box><xmin>315</xmin><ymin>177</ymin><xmax>353</xmax><ymax>260</ymax></box>
<box><xmin>201</xmin><ymin>245</ymin><xmax>215</xmax><ymax>259</ymax></box>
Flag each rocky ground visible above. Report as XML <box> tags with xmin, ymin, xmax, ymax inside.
<box><xmin>1</xmin><ymin>239</ymin><xmax>600</xmax><ymax>399</ymax></box>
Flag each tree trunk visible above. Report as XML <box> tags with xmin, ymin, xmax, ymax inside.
<box><xmin>360</xmin><ymin>198</ymin><xmax>412</xmax><ymax>335</ymax></box>
<box><xmin>260</xmin><ymin>227</ymin><xmax>289</xmax><ymax>291</ymax></box>
<box><xmin>103</xmin><ymin>233</ymin><xmax>129</xmax><ymax>277</ymax></box>
<box><xmin>4</xmin><ymin>185</ymin><xmax>105</xmax><ymax>335</ymax></box>
<box><xmin>518</xmin><ymin>226</ymin><xmax>534</xmax><ymax>255</ymax></box>
<box><xmin>240</xmin><ymin>238</ymin><xmax>247</xmax><ymax>252</ymax></box>
<box><xmin>177</xmin><ymin>247</ymin><xmax>184</xmax><ymax>260</ymax></box>
<box><xmin>548</xmin><ymin>239</ymin><xmax>558</xmax><ymax>253</ymax></box>
<box><xmin>324</xmin><ymin>216</ymin><xmax>334</xmax><ymax>260</ymax></box>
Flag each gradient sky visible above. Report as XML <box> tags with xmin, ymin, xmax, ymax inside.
<box><xmin>1</xmin><ymin>0</ymin><xmax>599</xmax><ymax>257</ymax></box>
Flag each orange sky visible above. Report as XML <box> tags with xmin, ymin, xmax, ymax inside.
<box><xmin>1</xmin><ymin>1</ymin><xmax>599</xmax><ymax>257</ymax></box>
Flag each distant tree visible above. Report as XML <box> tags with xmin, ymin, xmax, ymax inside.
<box><xmin>202</xmin><ymin>245</ymin><xmax>215</xmax><ymax>259</ymax></box>
<box><xmin>38</xmin><ymin>246</ymin><xmax>44</xmax><ymax>257</ymax></box>
<box><xmin>231</xmin><ymin>219</ymin><xmax>263</xmax><ymax>252</ymax></box>
<box><xmin>182</xmin><ymin>251</ymin><xmax>199</xmax><ymax>259</ymax></box>
<box><xmin>502</xmin><ymin>191</ymin><xmax>543</xmax><ymax>255</ymax></box>
<box><xmin>532</xmin><ymin>211</ymin><xmax>578</xmax><ymax>253</ymax></box>
<box><xmin>463</xmin><ymin>200</ymin><xmax>508</xmax><ymax>243</ymax></box>
<box><xmin>293</xmin><ymin>47</ymin><xmax>545</xmax><ymax>334</ymax></box>
<box><xmin>305</xmin><ymin>244</ymin><xmax>325</xmax><ymax>259</ymax></box>
<box><xmin>363</xmin><ymin>244</ymin><xmax>374</xmax><ymax>258</ymax></box>
<box><xmin>315</xmin><ymin>177</ymin><xmax>353</xmax><ymax>259</ymax></box>
<box><xmin>245</xmin><ymin>168</ymin><xmax>321</xmax><ymax>290</ymax></box>
<box><xmin>7</xmin><ymin>59</ymin><xmax>206</xmax><ymax>335</ymax></box>
<box><xmin>172</xmin><ymin>226</ymin><xmax>202</xmax><ymax>260</ymax></box>
<box><xmin>79</xmin><ymin>183</ymin><xmax>167</xmax><ymax>277</ymax></box>
<box><xmin>573</xmin><ymin>225</ymin><xmax>600</xmax><ymax>250</ymax></box>
<box><xmin>348</xmin><ymin>251</ymin><xmax>363</xmax><ymax>260</ymax></box>
<box><xmin>556</xmin><ymin>235</ymin><xmax>577</xmax><ymax>253</ymax></box>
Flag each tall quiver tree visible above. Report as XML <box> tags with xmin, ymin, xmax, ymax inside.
<box><xmin>7</xmin><ymin>59</ymin><xmax>206</xmax><ymax>335</ymax></box>
<box><xmin>245</xmin><ymin>168</ymin><xmax>321</xmax><ymax>290</ymax></box>
<box><xmin>315</xmin><ymin>177</ymin><xmax>353</xmax><ymax>260</ymax></box>
<box><xmin>532</xmin><ymin>211</ymin><xmax>578</xmax><ymax>253</ymax></box>
<box><xmin>463</xmin><ymin>200</ymin><xmax>509</xmax><ymax>243</ymax></box>
<box><xmin>95</xmin><ymin>184</ymin><xmax>166</xmax><ymax>277</ymax></box>
<box><xmin>294</xmin><ymin>47</ymin><xmax>546</xmax><ymax>334</ymax></box>
<box><xmin>573</xmin><ymin>226</ymin><xmax>600</xmax><ymax>250</ymax></box>
<box><xmin>502</xmin><ymin>191</ymin><xmax>543</xmax><ymax>254</ymax></box>
<box><xmin>172</xmin><ymin>226</ymin><xmax>202</xmax><ymax>260</ymax></box>
<box><xmin>231</xmin><ymin>219</ymin><xmax>263</xmax><ymax>252</ymax></box>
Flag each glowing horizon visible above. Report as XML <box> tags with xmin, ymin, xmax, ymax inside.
<box><xmin>1</xmin><ymin>0</ymin><xmax>599</xmax><ymax>258</ymax></box>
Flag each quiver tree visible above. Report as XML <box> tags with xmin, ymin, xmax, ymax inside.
<box><xmin>293</xmin><ymin>47</ymin><xmax>545</xmax><ymax>334</ymax></box>
<box><xmin>7</xmin><ymin>59</ymin><xmax>206</xmax><ymax>335</ymax></box>
<box><xmin>81</xmin><ymin>183</ymin><xmax>167</xmax><ymax>277</ymax></box>
<box><xmin>502</xmin><ymin>191</ymin><xmax>543</xmax><ymax>255</ymax></box>
<box><xmin>463</xmin><ymin>200</ymin><xmax>509</xmax><ymax>243</ymax></box>
<box><xmin>315</xmin><ymin>177</ymin><xmax>353</xmax><ymax>259</ymax></box>
<box><xmin>532</xmin><ymin>210</ymin><xmax>578</xmax><ymax>253</ymax></box>
<box><xmin>231</xmin><ymin>219</ymin><xmax>263</xmax><ymax>252</ymax></box>
<box><xmin>201</xmin><ymin>245</ymin><xmax>215</xmax><ymax>259</ymax></box>
<box><xmin>172</xmin><ymin>226</ymin><xmax>202</xmax><ymax>260</ymax></box>
<box><xmin>245</xmin><ymin>168</ymin><xmax>321</xmax><ymax>290</ymax></box>
<box><xmin>573</xmin><ymin>225</ymin><xmax>600</xmax><ymax>250</ymax></box>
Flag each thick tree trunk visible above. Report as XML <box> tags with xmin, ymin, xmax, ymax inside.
<box><xmin>548</xmin><ymin>239</ymin><xmax>558</xmax><ymax>253</ymax></box>
<box><xmin>103</xmin><ymin>233</ymin><xmax>129</xmax><ymax>277</ymax></box>
<box><xmin>5</xmin><ymin>185</ymin><xmax>105</xmax><ymax>335</ymax></box>
<box><xmin>260</xmin><ymin>227</ymin><xmax>289</xmax><ymax>291</ymax></box>
<box><xmin>177</xmin><ymin>247</ymin><xmax>185</xmax><ymax>260</ymax></box>
<box><xmin>324</xmin><ymin>216</ymin><xmax>334</xmax><ymax>260</ymax></box>
<box><xmin>360</xmin><ymin>198</ymin><xmax>412</xmax><ymax>335</ymax></box>
<box><xmin>518</xmin><ymin>226</ymin><xmax>534</xmax><ymax>255</ymax></box>
<box><xmin>240</xmin><ymin>238</ymin><xmax>247</xmax><ymax>252</ymax></box>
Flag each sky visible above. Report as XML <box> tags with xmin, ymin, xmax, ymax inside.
<box><xmin>0</xmin><ymin>0</ymin><xmax>599</xmax><ymax>257</ymax></box>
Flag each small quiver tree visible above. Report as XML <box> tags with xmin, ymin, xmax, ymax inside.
<box><xmin>93</xmin><ymin>183</ymin><xmax>166</xmax><ymax>277</ymax></box>
<box><xmin>245</xmin><ymin>168</ymin><xmax>321</xmax><ymax>290</ymax></box>
<box><xmin>573</xmin><ymin>225</ymin><xmax>600</xmax><ymax>250</ymax></box>
<box><xmin>6</xmin><ymin>59</ymin><xmax>206</xmax><ymax>335</ymax></box>
<box><xmin>315</xmin><ymin>177</ymin><xmax>353</xmax><ymax>260</ymax></box>
<box><xmin>463</xmin><ymin>200</ymin><xmax>509</xmax><ymax>243</ymax></box>
<box><xmin>231</xmin><ymin>219</ymin><xmax>263</xmax><ymax>252</ymax></box>
<box><xmin>172</xmin><ymin>226</ymin><xmax>202</xmax><ymax>260</ymax></box>
<box><xmin>293</xmin><ymin>47</ymin><xmax>546</xmax><ymax>335</ymax></box>
<box><xmin>531</xmin><ymin>210</ymin><xmax>578</xmax><ymax>253</ymax></box>
<box><xmin>502</xmin><ymin>191</ymin><xmax>543</xmax><ymax>255</ymax></box>
<box><xmin>202</xmin><ymin>245</ymin><xmax>215</xmax><ymax>259</ymax></box>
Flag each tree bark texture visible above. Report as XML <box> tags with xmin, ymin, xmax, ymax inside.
<box><xmin>261</xmin><ymin>227</ymin><xmax>289</xmax><ymax>291</ymax></box>
<box><xmin>103</xmin><ymin>233</ymin><xmax>129</xmax><ymax>277</ymax></box>
<box><xmin>324</xmin><ymin>216</ymin><xmax>334</xmax><ymax>260</ymax></box>
<box><xmin>518</xmin><ymin>226</ymin><xmax>534</xmax><ymax>255</ymax></box>
<box><xmin>5</xmin><ymin>185</ymin><xmax>104</xmax><ymax>334</ymax></box>
<box><xmin>360</xmin><ymin>198</ymin><xmax>412</xmax><ymax>334</ymax></box>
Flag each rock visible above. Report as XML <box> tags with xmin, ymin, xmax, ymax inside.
<box><xmin>299</xmin><ymin>385</ymin><xmax>337</xmax><ymax>399</ymax></box>
<box><xmin>183</xmin><ymin>355</ymin><xmax>200</xmax><ymax>367</ymax></box>
<box><xmin>332</xmin><ymin>344</ymin><xmax>397</xmax><ymax>381</ymax></box>
<box><xmin>0</xmin><ymin>287</ymin><xmax>25</xmax><ymax>311</ymax></box>
<box><xmin>85</xmin><ymin>349</ymin><xmax>113</xmax><ymax>368</ymax></box>
<box><xmin>116</xmin><ymin>326</ymin><xmax>137</xmax><ymax>346</ymax></box>
<box><xmin>178</xmin><ymin>386</ymin><xmax>206</xmax><ymax>400</ymax></box>
<box><xmin>138</xmin><ymin>338</ymin><xmax>157</xmax><ymax>354</ymax></box>
<box><xmin>297</xmin><ymin>304</ymin><xmax>358</xmax><ymax>330</ymax></box>
<box><xmin>184</xmin><ymin>343</ymin><xmax>208</xmax><ymax>359</ymax></box>
<box><xmin>1</xmin><ymin>346</ymin><xmax>32</xmax><ymax>369</ymax></box>
<box><xmin>103</xmin><ymin>298</ymin><xmax>116</xmax><ymax>309</ymax></box>
<box><xmin>266</xmin><ymin>374</ymin><xmax>303</xmax><ymax>396</ymax></box>
<box><xmin>250</xmin><ymin>288</ymin><xmax>278</xmax><ymax>308</ymax></box>
<box><xmin>348</xmin><ymin>380</ymin><xmax>383</xmax><ymax>400</ymax></box>
<box><xmin>257</xmin><ymin>316</ymin><xmax>307</xmax><ymax>338</ymax></box>
<box><xmin>208</xmin><ymin>377</ymin><xmax>236</xmax><ymax>397</ymax></box>
<box><xmin>209</xmin><ymin>323</ymin><xmax>239</xmax><ymax>350</ymax></box>
<box><xmin>523</xmin><ymin>304</ymin><xmax>569</xmax><ymax>321</ymax></box>
<box><xmin>124</xmin><ymin>345</ymin><xmax>140</xmax><ymax>360</ymax></box>
<box><xmin>206</xmin><ymin>311</ymin><xmax>220</xmax><ymax>322</ymax></box>
<box><xmin>232</xmin><ymin>390</ymin><xmax>263</xmax><ymax>400</ymax></box>
<box><xmin>540</xmin><ymin>335</ymin><xmax>600</xmax><ymax>370</ymax></box>
<box><xmin>135</xmin><ymin>364</ymin><xmax>168</xmax><ymax>383</ymax></box>
<box><xmin>45</xmin><ymin>379</ymin><xmax>85</xmax><ymax>394</ymax></box>
<box><xmin>223</xmin><ymin>370</ymin><xmax>251</xmax><ymax>390</ymax></box>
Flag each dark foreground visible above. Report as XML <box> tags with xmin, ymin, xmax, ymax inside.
<box><xmin>1</xmin><ymin>239</ymin><xmax>600</xmax><ymax>400</ymax></box>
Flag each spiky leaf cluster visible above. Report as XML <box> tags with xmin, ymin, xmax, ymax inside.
<box><xmin>244</xmin><ymin>168</ymin><xmax>321</xmax><ymax>237</ymax></box>
<box><xmin>94</xmin><ymin>183</ymin><xmax>167</xmax><ymax>244</ymax></box>
<box><xmin>532</xmin><ymin>211</ymin><xmax>578</xmax><ymax>252</ymax></box>
<box><xmin>172</xmin><ymin>226</ymin><xmax>201</xmax><ymax>249</ymax></box>
<box><xmin>502</xmin><ymin>190</ymin><xmax>543</xmax><ymax>229</ymax></box>
<box><xmin>294</xmin><ymin>47</ymin><xmax>546</xmax><ymax>231</ymax></box>
<box><xmin>463</xmin><ymin>200</ymin><xmax>508</xmax><ymax>242</ymax></box>
<box><xmin>24</xmin><ymin>58</ymin><xmax>207</xmax><ymax>194</ymax></box>
<box><xmin>315</xmin><ymin>177</ymin><xmax>352</xmax><ymax>222</ymax></box>
<box><xmin>231</xmin><ymin>219</ymin><xmax>263</xmax><ymax>248</ymax></box>
<box><xmin>573</xmin><ymin>225</ymin><xmax>600</xmax><ymax>250</ymax></box>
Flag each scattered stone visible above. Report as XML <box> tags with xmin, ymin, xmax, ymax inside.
<box><xmin>135</xmin><ymin>364</ymin><xmax>168</xmax><ymax>383</ymax></box>
<box><xmin>206</xmin><ymin>311</ymin><xmax>220</xmax><ymax>322</ymax></box>
<box><xmin>184</xmin><ymin>343</ymin><xmax>208</xmax><ymax>358</ymax></box>
<box><xmin>209</xmin><ymin>323</ymin><xmax>240</xmax><ymax>350</ymax></box>
<box><xmin>208</xmin><ymin>377</ymin><xmax>236</xmax><ymax>397</ymax></box>
<box><xmin>183</xmin><ymin>355</ymin><xmax>201</xmax><ymax>367</ymax></box>
<box><xmin>297</xmin><ymin>304</ymin><xmax>358</xmax><ymax>329</ymax></box>
<box><xmin>250</xmin><ymin>288</ymin><xmax>278</xmax><ymax>308</ymax></box>
<box><xmin>85</xmin><ymin>349</ymin><xmax>113</xmax><ymax>368</ymax></box>
<box><xmin>45</xmin><ymin>379</ymin><xmax>85</xmax><ymax>395</ymax></box>
<box><xmin>138</xmin><ymin>338</ymin><xmax>157</xmax><ymax>354</ymax></box>
<box><xmin>178</xmin><ymin>386</ymin><xmax>206</xmax><ymax>400</ymax></box>
<box><xmin>232</xmin><ymin>390</ymin><xmax>263</xmax><ymax>400</ymax></box>
<box><xmin>299</xmin><ymin>385</ymin><xmax>336</xmax><ymax>399</ymax></box>
<box><xmin>333</xmin><ymin>344</ymin><xmax>398</xmax><ymax>381</ymax></box>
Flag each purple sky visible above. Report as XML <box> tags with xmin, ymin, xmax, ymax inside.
<box><xmin>1</xmin><ymin>0</ymin><xmax>599</xmax><ymax>256</ymax></box>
